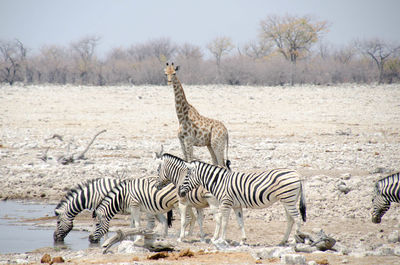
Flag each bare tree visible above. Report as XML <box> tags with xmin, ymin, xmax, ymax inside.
<box><xmin>259</xmin><ymin>14</ymin><xmax>328</xmax><ymax>85</ymax></box>
<box><xmin>356</xmin><ymin>38</ymin><xmax>400</xmax><ymax>84</ymax></box>
<box><xmin>241</xmin><ymin>39</ymin><xmax>272</xmax><ymax>60</ymax></box>
<box><xmin>71</xmin><ymin>36</ymin><xmax>100</xmax><ymax>84</ymax></box>
<box><xmin>207</xmin><ymin>36</ymin><xmax>234</xmax><ymax>81</ymax></box>
<box><xmin>0</xmin><ymin>39</ymin><xmax>27</xmax><ymax>85</ymax></box>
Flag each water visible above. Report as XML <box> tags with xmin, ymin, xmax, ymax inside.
<box><xmin>0</xmin><ymin>200</ymin><xmax>90</xmax><ymax>254</ymax></box>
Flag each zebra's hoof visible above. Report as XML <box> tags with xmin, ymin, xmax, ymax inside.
<box><xmin>88</xmin><ymin>235</ymin><xmax>100</xmax><ymax>244</ymax></box>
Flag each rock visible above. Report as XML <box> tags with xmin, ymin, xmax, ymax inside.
<box><xmin>281</xmin><ymin>254</ymin><xmax>306</xmax><ymax>265</ymax></box>
<box><xmin>251</xmin><ymin>247</ymin><xmax>294</xmax><ymax>260</ymax></box>
<box><xmin>376</xmin><ymin>245</ymin><xmax>394</xmax><ymax>256</ymax></box>
<box><xmin>179</xmin><ymin>248</ymin><xmax>194</xmax><ymax>257</ymax></box>
<box><xmin>387</xmin><ymin>230</ymin><xmax>399</xmax><ymax>243</ymax></box>
<box><xmin>147</xmin><ymin>251</ymin><xmax>169</xmax><ymax>260</ymax></box>
<box><xmin>40</xmin><ymin>253</ymin><xmax>51</xmax><ymax>263</ymax></box>
<box><xmin>52</xmin><ymin>256</ymin><xmax>65</xmax><ymax>263</ymax></box>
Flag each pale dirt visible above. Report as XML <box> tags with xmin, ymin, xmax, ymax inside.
<box><xmin>1</xmin><ymin>83</ymin><xmax>400</xmax><ymax>264</ymax></box>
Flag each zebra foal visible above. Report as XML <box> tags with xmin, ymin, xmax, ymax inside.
<box><xmin>372</xmin><ymin>172</ymin><xmax>400</xmax><ymax>223</ymax></box>
<box><xmin>89</xmin><ymin>177</ymin><xmax>178</xmax><ymax>243</ymax></box>
<box><xmin>178</xmin><ymin>160</ymin><xmax>307</xmax><ymax>246</ymax></box>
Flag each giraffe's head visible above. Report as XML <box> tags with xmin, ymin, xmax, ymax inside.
<box><xmin>164</xmin><ymin>62</ymin><xmax>179</xmax><ymax>85</ymax></box>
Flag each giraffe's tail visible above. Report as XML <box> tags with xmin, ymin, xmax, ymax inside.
<box><xmin>225</xmin><ymin>133</ymin><xmax>231</xmax><ymax>170</ymax></box>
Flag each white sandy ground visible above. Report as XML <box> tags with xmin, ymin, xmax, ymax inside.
<box><xmin>0</xmin><ymin>84</ymin><xmax>400</xmax><ymax>264</ymax></box>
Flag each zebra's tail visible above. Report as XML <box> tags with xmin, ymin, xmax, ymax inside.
<box><xmin>299</xmin><ymin>181</ymin><xmax>307</xmax><ymax>222</ymax></box>
<box><xmin>167</xmin><ymin>209</ymin><xmax>174</xmax><ymax>228</ymax></box>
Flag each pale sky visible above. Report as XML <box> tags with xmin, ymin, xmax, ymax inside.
<box><xmin>1</xmin><ymin>0</ymin><xmax>399</xmax><ymax>56</ymax></box>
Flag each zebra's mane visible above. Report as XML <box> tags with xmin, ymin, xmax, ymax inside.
<box><xmin>55</xmin><ymin>178</ymin><xmax>111</xmax><ymax>213</ymax></box>
<box><xmin>376</xmin><ymin>172</ymin><xmax>400</xmax><ymax>192</ymax></box>
<box><xmin>377</xmin><ymin>172</ymin><xmax>400</xmax><ymax>183</ymax></box>
<box><xmin>163</xmin><ymin>153</ymin><xmax>185</xmax><ymax>162</ymax></box>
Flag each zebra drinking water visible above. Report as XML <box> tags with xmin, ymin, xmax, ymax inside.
<box><xmin>89</xmin><ymin>177</ymin><xmax>178</xmax><ymax>243</ymax></box>
<box><xmin>178</xmin><ymin>160</ymin><xmax>307</xmax><ymax>246</ymax></box>
<box><xmin>53</xmin><ymin>177</ymin><xmax>169</xmax><ymax>242</ymax></box>
<box><xmin>372</xmin><ymin>172</ymin><xmax>400</xmax><ymax>223</ymax></box>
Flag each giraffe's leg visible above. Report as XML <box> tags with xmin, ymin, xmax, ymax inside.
<box><xmin>210</xmin><ymin>132</ymin><xmax>226</xmax><ymax>167</ymax></box>
<box><xmin>207</xmin><ymin>145</ymin><xmax>218</xmax><ymax>165</ymax></box>
<box><xmin>178</xmin><ymin>133</ymin><xmax>189</xmax><ymax>161</ymax></box>
<box><xmin>184</xmin><ymin>139</ymin><xmax>194</xmax><ymax>162</ymax></box>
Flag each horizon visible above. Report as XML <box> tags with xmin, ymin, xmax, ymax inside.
<box><xmin>1</xmin><ymin>0</ymin><xmax>400</xmax><ymax>57</ymax></box>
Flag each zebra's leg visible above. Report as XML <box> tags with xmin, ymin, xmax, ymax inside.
<box><xmin>186</xmin><ymin>206</ymin><xmax>196</xmax><ymax>237</ymax></box>
<box><xmin>153</xmin><ymin>213</ymin><xmax>168</xmax><ymax>237</ymax></box>
<box><xmin>130</xmin><ymin>207</ymin><xmax>142</xmax><ymax>243</ymax></box>
<box><xmin>217</xmin><ymin>206</ymin><xmax>231</xmax><ymax>245</ymax></box>
<box><xmin>195</xmin><ymin>208</ymin><xmax>206</xmax><ymax>242</ymax></box>
<box><xmin>178</xmin><ymin>202</ymin><xmax>189</xmax><ymax>242</ymax></box>
<box><xmin>233</xmin><ymin>207</ymin><xmax>247</xmax><ymax>245</ymax></box>
<box><xmin>145</xmin><ymin>212</ymin><xmax>156</xmax><ymax>230</ymax></box>
<box><xmin>279</xmin><ymin>207</ymin><xmax>295</xmax><ymax>246</ymax></box>
<box><xmin>207</xmin><ymin>197</ymin><xmax>222</xmax><ymax>243</ymax></box>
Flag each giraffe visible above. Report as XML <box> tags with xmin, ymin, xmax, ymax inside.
<box><xmin>164</xmin><ymin>62</ymin><xmax>230</xmax><ymax>168</ymax></box>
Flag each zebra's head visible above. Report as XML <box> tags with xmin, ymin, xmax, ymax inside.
<box><xmin>154</xmin><ymin>152</ymin><xmax>188</xmax><ymax>190</ymax></box>
<box><xmin>178</xmin><ymin>162</ymin><xmax>200</xmax><ymax>197</ymax></box>
<box><xmin>371</xmin><ymin>189</ymin><xmax>390</xmax><ymax>224</ymax></box>
<box><xmin>53</xmin><ymin>212</ymin><xmax>73</xmax><ymax>242</ymax></box>
<box><xmin>89</xmin><ymin>208</ymin><xmax>108</xmax><ymax>243</ymax></box>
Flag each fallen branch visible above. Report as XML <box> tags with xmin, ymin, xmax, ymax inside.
<box><xmin>41</xmin><ymin>130</ymin><xmax>107</xmax><ymax>165</ymax></box>
<box><xmin>102</xmin><ymin>228</ymin><xmax>174</xmax><ymax>254</ymax></box>
<box><xmin>75</xmin><ymin>129</ymin><xmax>106</xmax><ymax>160</ymax></box>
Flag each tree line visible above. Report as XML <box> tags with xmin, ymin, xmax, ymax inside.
<box><xmin>1</xmin><ymin>14</ymin><xmax>399</xmax><ymax>86</ymax></box>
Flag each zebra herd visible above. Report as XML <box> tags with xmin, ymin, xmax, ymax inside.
<box><xmin>53</xmin><ymin>63</ymin><xmax>400</xmax><ymax>247</ymax></box>
<box><xmin>53</xmin><ymin>151</ymin><xmax>400</xmax><ymax>246</ymax></box>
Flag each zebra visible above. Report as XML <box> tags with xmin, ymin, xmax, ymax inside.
<box><xmin>155</xmin><ymin>153</ymin><xmax>247</xmax><ymax>243</ymax></box>
<box><xmin>372</xmin><ymin>172</ymin><xmax>400</xmax><ymax>224</ymax></box>
<box><xmin>53</xmin><ymin>177</ymin><xmax>170</xmax><ymax>242</ymax></box>
<box><xmin>177</xmin><ymin>160</ymin><xmax>307</xmax><ymax>246</ymax></box>
<box><xmin>88</xmin><ymin>177</ymin><xmax>178</xmax><ymax>243</ymax></box>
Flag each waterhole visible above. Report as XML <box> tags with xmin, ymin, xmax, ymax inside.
<box><xmin>0</xmin><ymin>200</ymin><xmax>90</xmax><ymax>254</ymax></box>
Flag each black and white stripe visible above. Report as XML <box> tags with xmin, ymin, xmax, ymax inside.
<box><xmin>156</xmin><ymin>153</ymin><xmax>223</xmax><ymax>242</ymax></box>
<box><xmin>372</xmin><ymin>172</ymin><xmax>400</xmax><ymax>223</ymax></box>
<box><xmin>53</xmin><ymin>178</ymin><xmax>122</xmax><ymax>242</ymax></box>
<box><xmin>89</xmin><ymin>177</ymin><xmax>178</xmax><ymax>243</ymax></box>
<box><xmin>178</xmin><ymin>160</ymin><xmax>307</xmax><ymax>245</ymax></box>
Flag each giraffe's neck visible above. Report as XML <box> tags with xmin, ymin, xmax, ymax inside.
<box><xmin>172</xmin><ymin>75</ymin><xmax>190</xmax><ymax>123</ymax></box>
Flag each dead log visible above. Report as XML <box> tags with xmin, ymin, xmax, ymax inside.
<box><xmin>102</xmin><ymin>228</ymin><xmax>174</xmax><ymax>254</ymax></box>
<box><xmin>41</xmin><ymin>130</ymin><xmax>106</xmax><ymax>165</ymax></box>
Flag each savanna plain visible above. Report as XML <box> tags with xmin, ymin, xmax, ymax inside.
<box><xmin>1</xmin><ymin>83</ymin><xmax>400</xmax><ymax>264</ymax></box>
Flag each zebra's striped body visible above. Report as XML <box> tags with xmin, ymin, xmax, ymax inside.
<box><xmin>53</xmin><ymin>178</ymin><xmax>121</xmax><ymax>242</ymax></box>
<box><xmin>178</xmin><ymin>160</ymin><xmax>307</xmax><ymax>245</ymax></box>
<box><xmin>54</xmin><ymin>178</ymin><xmax>170</xmax><ymax>242</ymax></box>
<box><xmin>156</xmin><ymin>153</ymin><xmax>221</xmax><ymax>242</ymax></box>
<box><xmin>89</xmin><ymin>177</ymin><xmax>178</xmax><ymax>243</ymax></box>
<box><xmin>372</xmin><ymin>172</ymin><xmax>400</xmax><ymax>223</ymax></box>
